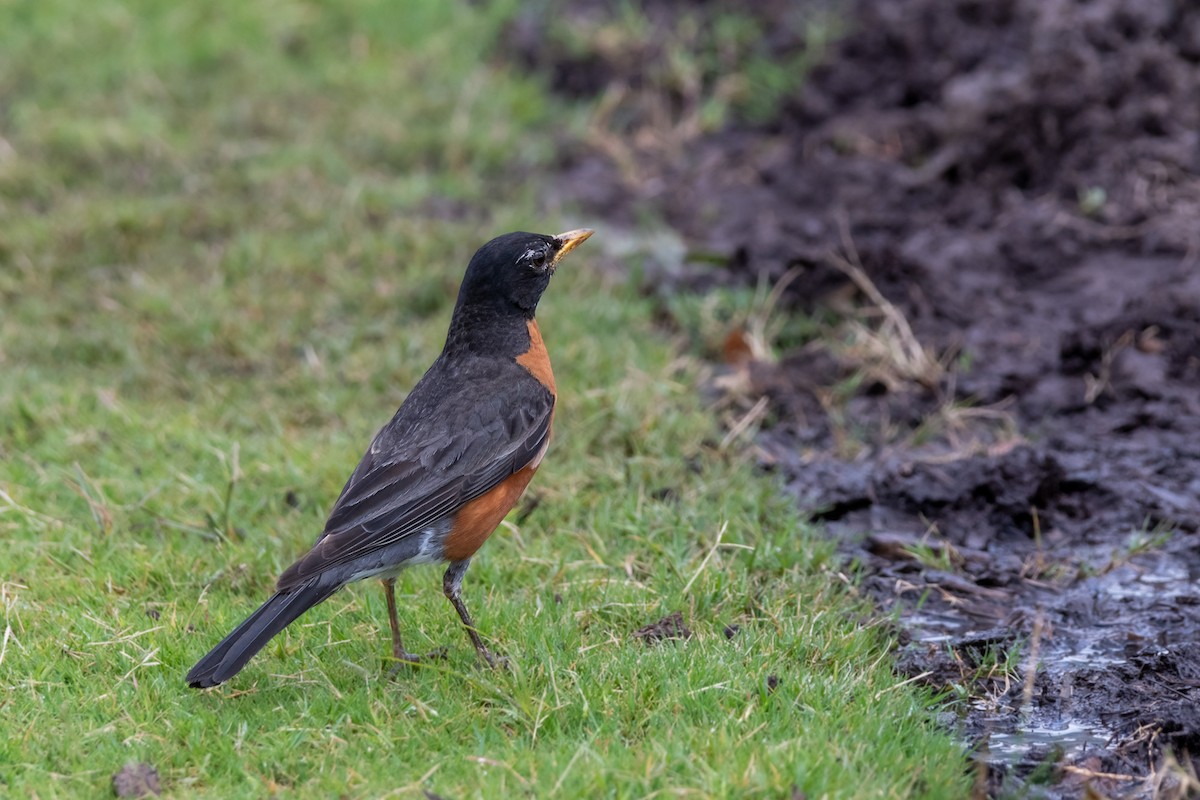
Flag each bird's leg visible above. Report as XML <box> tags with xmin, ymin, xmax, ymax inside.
<box><xmin>443</xmin><ymin>560</ymin><xmax>503</xmax><ymax>668</ymax></box>
<box><xmin>381</xmin><ymin>578</ymin><xmax>442</xmax><ymax>672</ymax></box>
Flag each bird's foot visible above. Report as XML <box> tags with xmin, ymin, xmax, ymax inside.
<box><xmin>384</xmin><ymin>646</ymin><xmax>448</xmax><ymax>676</ymax></box>
<box><xmin>475</xmin><ymin>646</ymin><xmax>509</xmax><ymax>670</ymax></box>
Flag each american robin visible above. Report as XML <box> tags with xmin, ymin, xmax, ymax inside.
<box><xmin>186</xmin><ymin>228</ymin><xmax>594</xmax><ymax>688</ymax></box>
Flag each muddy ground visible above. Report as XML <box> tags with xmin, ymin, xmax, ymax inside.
<box><xmin>509</xmin><ymin>1</ymin><xmax>1200</xmax><ymax>797</ymax></box>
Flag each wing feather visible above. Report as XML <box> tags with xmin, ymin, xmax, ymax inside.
<box><xmin>277</xmin><ymin>388</ymin><xmax>552</xmax><ymax>590</ymax></box>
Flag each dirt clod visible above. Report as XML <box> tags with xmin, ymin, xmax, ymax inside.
<box><xmin>633</xmin><ymin>611</ymin><xmax>693</xmax><ymax>645</ymax></box>
<box><xmin>112</xmin><ymin>762</ymin><xmax>161</xmax><ymax>798</ymax></box>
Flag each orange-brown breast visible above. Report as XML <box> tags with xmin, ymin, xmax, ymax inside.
<box><xmin>443</xmin><ymin>320</ymin><xmax>554</xmax><ymax>562</ymax></box>
<box><xmin>515</xmin><ymin>319</ymin><xmax>555</xmax><ymax>396</ymax></box>
<box><xmin>443</xmin><ymin>465</ymin><xmax>538</xmax><ymax>561</ymax></box>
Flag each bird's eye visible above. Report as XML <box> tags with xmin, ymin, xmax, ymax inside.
<box><xmin>527</xmin><ymin>249</ymin><xmax>548</xmax><ymax>270</ymax></box>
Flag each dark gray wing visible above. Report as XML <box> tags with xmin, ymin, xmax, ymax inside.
<box><xmin>276</xmin><ymin>387</ymin><xmax>552</xmax><ymax>590</ymax></box>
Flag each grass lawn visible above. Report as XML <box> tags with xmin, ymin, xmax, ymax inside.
<box><xmin>0</xmin><ymin>1</ymin><xmax>970</xmax><ymax>796</ymax></box>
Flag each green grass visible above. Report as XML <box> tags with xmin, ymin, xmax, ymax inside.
<box><xmin>0</xmin><ymin>1</ymin><xmax>969</xmax><ymax>797</ymax></box>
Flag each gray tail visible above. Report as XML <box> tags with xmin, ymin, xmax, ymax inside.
<box><xmin>186</xmin><ymin>581</ymin><xmax>338</xmax><ymax>688</ymax></box>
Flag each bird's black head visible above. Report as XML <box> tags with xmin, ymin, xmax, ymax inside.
<box><xmin>454</xmin><ymin>229</ymin><xmax>594</xmax><ymax>318</ymax></box>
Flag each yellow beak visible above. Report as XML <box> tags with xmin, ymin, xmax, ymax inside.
<box><xmin>551</xmin><ymin>228</ymin><xmax>595</xmax><ymax>267</ymax></box>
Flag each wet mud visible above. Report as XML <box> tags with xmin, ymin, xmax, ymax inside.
<box><xmin>508</xmin><ymin>1</ymin><xmax>1200</xmax><ymax>796</ymax></box>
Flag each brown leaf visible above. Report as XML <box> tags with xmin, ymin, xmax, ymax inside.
<box><xmin>722</xmin><ymin>328</ymin><xmax>755</xmax><ymax>365</ymax></box>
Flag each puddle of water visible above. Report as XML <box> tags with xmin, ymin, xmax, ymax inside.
<box><xmin>905</xmin><ymin>604</ymin><xmax>1134</xmax><ymax>775</ymax></box>
<box><xmin>974</xmin><ymin>719</ymin><xmax>1109</xmax><ymax>764</ymax></box>
<box><xmin>1055</xmin><ymin>641</ymin><xmax>1125</xmax><ymax>668</ymax></box>
<box><xmin>903</xmin><ymin>610</ymin><xmax>969</xmax><ymax>643</ymax></box>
